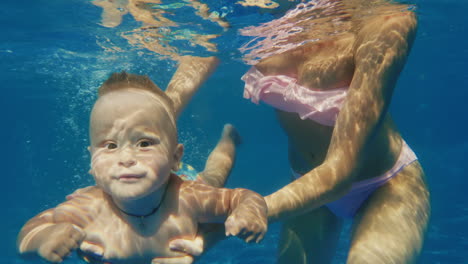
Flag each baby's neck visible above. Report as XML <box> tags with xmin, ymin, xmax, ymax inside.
<box><xmin>112</xmin><ymin>180</ymin><xmax>170</xmax><ymax>219</ymax></box>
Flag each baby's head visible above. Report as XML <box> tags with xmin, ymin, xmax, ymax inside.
<box><xmin>88</xmin><ymin>72</ymin><xmax>183</xmax><ymax>201</ymax></box>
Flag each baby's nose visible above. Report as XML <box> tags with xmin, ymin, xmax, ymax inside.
<box><xmin>119</xmin><ymin>159</ymin><xmax>136</xmax><ymax>167</ymax></box>
<box><xmin>118</xmin><ymin>150</ymin><xmax>136</xmax><ymax>167</ymax></box>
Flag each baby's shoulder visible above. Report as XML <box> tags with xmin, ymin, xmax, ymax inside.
<box><xmin>179</xmin><ymin>179</ymin><xmax>213</xmax><ymax>192</ymax></box>
<box><xmin>67</xmin><ymin>185</ymin><xmax>104</xmax><ymax>198</ymax></box>
<box><xmin>64</xmin><ymin>186</ymin><xmax>106</xmax><ymax>206</ymax></box>
<box><xmin>53</xmin><ymin>186</ymin><xmax>106</xmax><ymax>226</ymax></box>
<box><xmin>178</xmin><ymin>180</ymin><xmax>226</xmax><ymax>201</ymax></box>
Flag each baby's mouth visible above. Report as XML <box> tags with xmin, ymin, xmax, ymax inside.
<box><xmin>117</xmin><ymin>173</ymin><xmax>145</xmax><ymax>182</ymax></box>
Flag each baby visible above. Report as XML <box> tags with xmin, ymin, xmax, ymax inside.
<box><xmin>17</xmin><ymin>59</ymin><xmax>267</xmax><ymax>264</ymax></box>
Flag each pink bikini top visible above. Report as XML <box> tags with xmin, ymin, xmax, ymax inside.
<box><xmin>242</xmin><ymin>67</ymin><xmax>348</xmax><ymax>126</ymax></box>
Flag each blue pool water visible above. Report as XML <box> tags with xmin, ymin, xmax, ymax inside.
<box><xmin>2</xmin><ymin>0</ymin><xmax>467</xmax><ymax>263</ymax></box>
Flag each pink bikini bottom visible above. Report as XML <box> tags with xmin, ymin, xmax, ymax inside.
<box><xmin>292</xmin><ymin>140</ymin><xmax>418</xmax><ymax>218</ymax></box>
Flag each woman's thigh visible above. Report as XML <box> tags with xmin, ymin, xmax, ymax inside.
<box><xmin>347</xmin><ymin>161</ymin><xmax>430</xmax><ymax>264</ymax></box>
<box><xmin>278</xmin><ymin>206</ymin><xmax>343</xmax><ymax>264</ymax></box>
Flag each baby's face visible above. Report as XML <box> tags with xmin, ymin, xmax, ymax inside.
<box><xmin>89</xmin><ymin>89</ymin><xmax>180</xmax><ymax>201</ymax></box>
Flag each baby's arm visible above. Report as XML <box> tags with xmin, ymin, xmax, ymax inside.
<box><xmin>188</xmin><ymin>183</ymin><xmax>268</xmax><ymax>243</ymax></box>
<box><xmin>17</xmin><ymin>186</ymin><xmax>98</xmax><ymax>262</ymax></box>
<box><xmin>165</xmin><ymin>56</ymin><xmax>219</xmax><ymax>118</ymax></box>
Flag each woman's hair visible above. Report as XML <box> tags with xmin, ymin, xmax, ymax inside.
<box><xmin>98</xmin><ymin>71</ymin><xmax>175</xmax><ymax>116</ymax></box>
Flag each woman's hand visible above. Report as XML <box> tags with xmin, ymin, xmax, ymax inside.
<box><xmin>224</xmin><ymin>190</ymin><xmax>268</xmax><ymax>243</ymax></box>
<box><xmin>225</xmin><ymin>206</ymin><xmax>267</xmax><ymax>243</ymax></box>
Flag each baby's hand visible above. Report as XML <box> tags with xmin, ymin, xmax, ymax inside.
<box><xmin>150</xmin><ymin>237</ymin><xmax>203</xmax><ymax>264</ymax></box>
<box><xmin>78</xmin><ymin>240</ymin><xmax>105</xmax><ymax>263</ymax></box>
<box><xmin>224</xmin><ymin>199</ymin><xmax>268</xmax><ymax>243</ymax></box>
<box><xmin>38</xmin><ymin>223</ymin><xmax>85</xmax><ymax>263</ymax></box>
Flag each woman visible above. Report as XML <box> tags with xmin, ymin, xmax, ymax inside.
<box><xmin>158</xmin><ymin>0</ymin><xmax>430</xmax><ymax>263</ymax></box>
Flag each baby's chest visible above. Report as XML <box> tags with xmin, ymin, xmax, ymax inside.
<box><xmin>83</xmin><ymin>211</ymin><xmax>198</xmax><ymax>262</ymax></box>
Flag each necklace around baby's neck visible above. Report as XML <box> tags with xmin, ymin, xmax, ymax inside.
<box><xmin>116</xmin><ymin>183</ymin><xmax>169</xmax><ymax>226</ymax></box>
<box><xmin>118</xmin><ymin>204</ymin><xmax>162</xmax><ymax>218</ymax></box>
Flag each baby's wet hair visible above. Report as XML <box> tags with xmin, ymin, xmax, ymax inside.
<box><xmin>98</xmin><ymin>71</ymin><xmax>175</xmax><ymax>116</ymax></box>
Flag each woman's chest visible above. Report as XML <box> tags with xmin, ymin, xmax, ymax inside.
<box><xmin>297</xmin><ymin>46</ymin><xmax>355</xmax><ymax>90</ymax></box>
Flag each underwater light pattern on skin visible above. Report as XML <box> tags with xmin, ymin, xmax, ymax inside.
<box><xmin>17</xmin><ymin>73</ymin><xmax>267</xmax><ymax>264</ymax></box>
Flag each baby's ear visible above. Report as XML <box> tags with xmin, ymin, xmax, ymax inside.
<box><xmin>171</xmin><ymin>144</ymin><xmax>184</xmax><ymax>171</ymax></box>
<box><xmin>87</xmin><ymin>146</ymin><xmax>94</xmax><ymax>175</ymax></box>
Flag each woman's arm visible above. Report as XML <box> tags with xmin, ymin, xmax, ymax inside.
<box><xmin>266</xmin><ymin>11</ymin><xmax>418</xmax><ymax>222</ymax></box>
<box><xmin>165</xmin><ymin>56</ymin><xmax>219</xmax><ymax>118</ymax></box>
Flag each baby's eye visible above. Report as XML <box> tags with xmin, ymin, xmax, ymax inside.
<box><xmin>137</xmin><ymin>139</ymin><xmax>156</xmax><ymax>148</ymax></box>
<box><xmin>105</xmin><ymin>142</ymin><xmax>118</xmax><ymax>149</ymax></box>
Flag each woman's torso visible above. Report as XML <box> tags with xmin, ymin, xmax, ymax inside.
<box><xmin>255</xmin><ymin>31</ymin><xmax>404</xmax><ymax>183</ymax></box>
